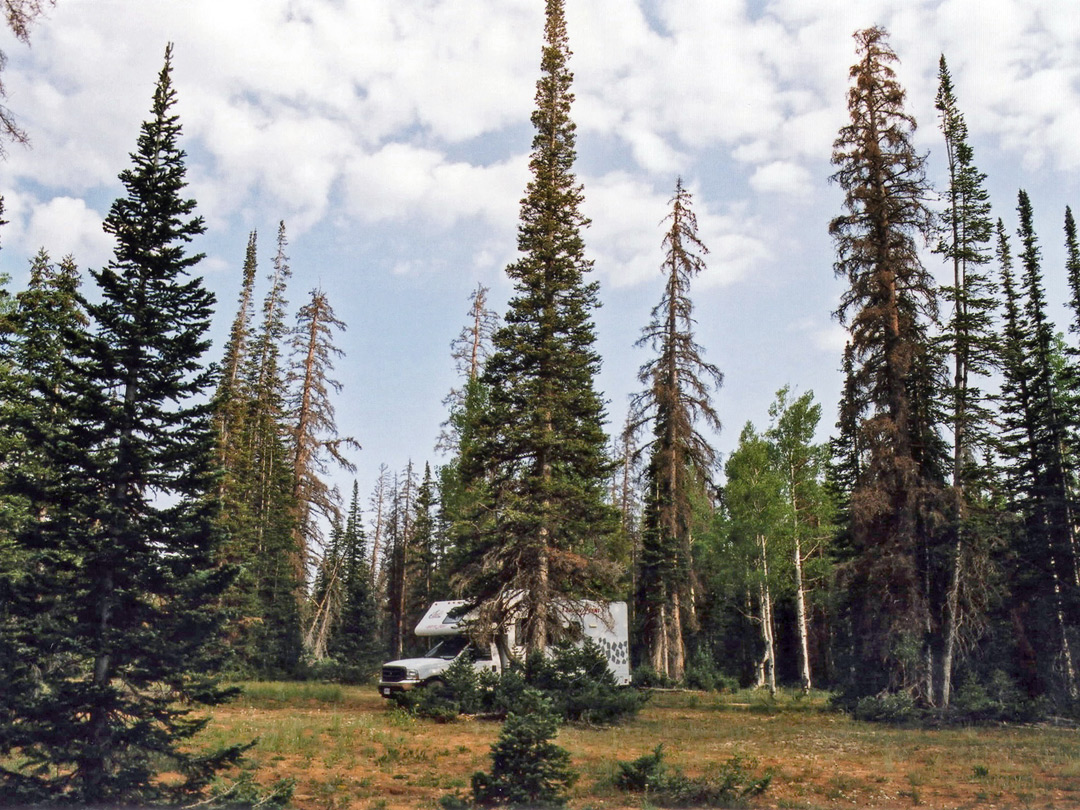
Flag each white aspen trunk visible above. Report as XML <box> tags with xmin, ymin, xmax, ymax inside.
<box><xmin>793</xmin><ymin>532</ymin><xmax>812</xmax><ymax>694</ymax></box>
<box><xmin>1050</xmin><ymin>551</ymin><xmax>1079</xmax><ymax>700</ymax></box>
<box><xmin>758</xmin><ymin>534</ymin><xmax>776</xmax><ymax>696</ymax></box>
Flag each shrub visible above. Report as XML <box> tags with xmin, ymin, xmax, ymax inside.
<box><xmin>395</xmin><ymin>641</ymin><xmax>645</xmax><ymax>725</ymax></box>
<box><xmin>951</xmin><ymin>670</ymin><xmax>1050</xmax><ymax>723</ymax></box>
<box><xmin>526</xmin><ymin>641</ymin><xmax>646</xmax><ymax>725</ymax></box>
<box><xmin>442</xmin><ymin>654</ymin><xmax>483</xmax><ymax>715</ymax></box>
<box><xmin>853</xmin><ymin>691</ymin><xmax>918</xmax><ymax>723</ymax></box>
<box><xmin>614</xmin><ymin>744</ymin><xmax>771</xmax><ymax>808</ymax></box>
<box><xmin>472</xmin><ymin>689</ymin><xmax>577</xmax><ymax>808</ymax></box>
<box><xmin>632</xmin><ymin>664</ymin><xmax>676</xmax><ymax>689</ymax></box>
<box><xmin>683</xmin><ymin>648</ymin><xmax>734</xmax><ymax>692</ymax></box>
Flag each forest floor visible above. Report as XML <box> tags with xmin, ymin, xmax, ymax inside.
<box><xmin>196</xmin><ymin>682</ymin><xmax>1080</xmax><ymax>810</ymax></box>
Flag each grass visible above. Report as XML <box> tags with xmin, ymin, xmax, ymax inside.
<box><xmin>191</xmin><ymin>684</ymin><xmax>1080</xmax><ymax>810</ymax></box>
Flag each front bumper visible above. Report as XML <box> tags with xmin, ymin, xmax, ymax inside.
<box><xmin>378</xmin><ymin>680</ymin><xmax>421</xmax><ymax>697</ymax></box>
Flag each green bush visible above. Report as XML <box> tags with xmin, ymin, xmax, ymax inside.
<box><xmin>395</xmin><ymin>641</ymin><xmax>644</xmax><ymax>726</ymax></box>
<box><xmin>472</xmin><ymin>689</ymin><xmax>577</xmax><ymax>808</ymax></box>
<box><xmin>950</xmin><ymin>670</ymin><xmax>1049</xmax><ymax>723</ymax></box>
<box><xmin>853</xmin><ymin>691</ymin><xmax>918</xmax><ymax>723</ymax></box>
<box><xmin>632</xmin><ymin>664</ymin><xmax>676</xmax><ymax>689</ymax></box>
<box><xmin>525</xmin><ymin>641</ymin><xmax>646</xmax><ymax>725</ymax></box>
<box><xmin>614</xmin><ymin>744</ymin><xmax>771</xmax><ymax>808</ymax></box>
<box><xmin>683</xmin><ymin>649</ymin><xmax>736</xmax><ymax>692</ymax></box>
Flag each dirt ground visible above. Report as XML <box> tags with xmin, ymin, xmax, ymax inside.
<box><xmin>201</xmin><ymin>686</ymin><xmax>1080</xmax><ymax>810</ymax></box>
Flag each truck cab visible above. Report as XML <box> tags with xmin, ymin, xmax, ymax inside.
<box><xmin>379</xmin><ymin>601</ymin><xmax>501</xmax><ymax>696</ymax></box>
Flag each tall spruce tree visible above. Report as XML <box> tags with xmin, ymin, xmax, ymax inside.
<box><xmin>626</xmin><ymin>178</ymin><xmax>722</xmax><ymax>681</ymax></box>
<box><xmin>239</xmin><ymin>222</ymin><xmax>303</xmax><ymax>676</ymax></box>
<box><xmin>456</xmin><ymin>0</ymin><xmax>617</xmax><ymax>654</ymax></box>
<box><xmin>0</xmin><ymin>46</ymin><xmax>245</xmax><ymax>804</ymax></box>
<box><xmin>829</xmin><ymin>27</ymin><xmax>948</xmax><ymax>700</ymax></box>
<box><xmin>932</xmin><ymin>55</ymin><xmax>1000</xmax><ymax>707</ymax></box>
<box><xmin>997</xmin><ymin>197</ymin><xmax>1079</xmax><ymax>703</ymax></box>
<box><xmin>327</xmin><ymin>482</ymin><xmax>382</xmax><ymax>681</ymax></box>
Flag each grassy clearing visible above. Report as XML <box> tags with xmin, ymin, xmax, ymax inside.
<box><xmin>195</xmin><ymin>684</ymin><xmax>1080</xmax><ymax>810</ymax></box>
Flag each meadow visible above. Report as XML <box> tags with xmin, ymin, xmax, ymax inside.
<box><xmin>194</xmin><ymin>683</ymin><xmax>1080</xmax><ymax>809</ymax></box>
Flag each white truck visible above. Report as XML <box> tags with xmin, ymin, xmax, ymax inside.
<box><xmin>378</xmin><ymin>599</ymin><xmax>631</xmax><ymax>697</ymax></box>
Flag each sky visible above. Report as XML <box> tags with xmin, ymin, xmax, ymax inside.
<box><xmin>2</xmin><ymin>0</ymin><xmax>1080</xmax><ymax>511</ymax></box>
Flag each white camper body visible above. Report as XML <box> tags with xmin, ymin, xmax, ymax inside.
<box><xmin>378</xmin><ymin>599</ymin><xmax>631</xmax><ymax>696</ymax></box>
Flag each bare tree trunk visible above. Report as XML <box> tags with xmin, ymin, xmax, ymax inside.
<box><xmin>758</xmin><ymin>534</ymin><xmax>776</xmax><ymax>696</ymax></box>
<box><xmin>940</xmin><ymin>537</ymin><xmax>963</xmax><ymax>707</ymax></box>
<box><xmin>793</xmin><ymin>531</ymin><xmax>812</xmax><ymax>694</ymax></box>
<box><xmin>1051</xmin><ymin>550</ymin><xmax>1079</xmax><ymax>700</ymax></box>
<box><xmin>651</xmin><ymin>601</ymin><xmax>668</xmax><ymax>676</ymax></box>
<box><xmin>669</xmin><ymin>589</ymin><xmax>685</xmax><ymax>681</ymax></box>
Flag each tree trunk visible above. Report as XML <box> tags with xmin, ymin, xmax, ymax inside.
<box><xmin>758</xmin><ymin>534</ymin><xmax>776</xmax><ymax>696</ymax></box>
<box><xmin>940</xmin><ymin>536</ymin><xmax>963</xmax><ymax>707</ymax></box>
<box><xmin>793</xmin><ymin>531</ymin><xmax>812</xmax><ymax>694</ymax></box>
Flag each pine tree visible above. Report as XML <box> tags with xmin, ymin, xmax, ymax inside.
<box><xmin>327</xmin><ymin>481</ymin><xmax>382</xmax><ymax>681</ymax></box>
<box><xmin>997</xmin><ymin>197</ymin><xmax>1079</xmax><ymax>704</ymax></box>
<box><xmin>471</xmin><ymin>690</ymin><xmax>577</xmax><ymax>808</ymax></box>
<box><xmin>287</xmin><ymin>287</ymin><xmax>359</xmax><ymax>595</ymax></box>
<box><xmin>829</xmin><ymin>27</ymin><xmax>948</xmax><ymax>700</ymax></box>
<box><xmin>405</xmin><ymin>464</ymin><xmax>439</xmax><ymax>636</ymax></box>
<box><xmin>0</xmin><ymin>46</ymin><xmax>245</xmax><ymax>803</ymax></box>
<box><xmin>457</xmin><ymin>0</ymin><xmax>618</xmax><ymax>654</ymax></box>
<box><xmin>932</xmin><ymin>56</ymin><xmax>1000</xmax><ymax>707</ymax></box>
<box><xmin>385</xmin><ymin>462</ymin><xmax>417</xmax><ymax>659</ymax></box>
<box><xmin>626</xmin><ymin>178</ymin><xmax>722</xmax><ymax>681</ymax></box>
<box><xmin>436</xmin><ymin>286</ymin><xmax>498</xmax><ymax>605</ymax></box>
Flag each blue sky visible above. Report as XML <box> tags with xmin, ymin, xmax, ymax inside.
<box><xmin>2</xmin><ymin>0</ymin><xmax>1080</xmax><ymax>516</ymax></box>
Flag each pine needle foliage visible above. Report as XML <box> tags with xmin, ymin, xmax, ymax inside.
<box><xmin>0</xmin><ymin>45</ymin><xmax>245</xmax><ymax>804</ymax></box>
<box><xmin>471</xmin><ymin>689</ymin><xmax>577</xmax><ymax>808</ymax></box>
<box><xmin>457</xmin><ymin>0</ymin><xmax>618</xmax><ymax>653</ymax></box>
<box><xmin>829</xmin><ymin>27</ymin><xmax>949</xmax><ymax>700</ymax></box>
<box><xmin>627</xmin><ymin>178</ymin><xmax>722</xmax><ymax>681</ymax></box>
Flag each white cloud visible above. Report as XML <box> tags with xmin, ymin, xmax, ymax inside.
<box><xmin>749</xmin><ymin>161</ymin><xmax>812</xmax><ymax>196</ymax></box>
<box><xmin>583</xmin><ymin>173</ymin><xmax>766</xmax><ymax>290</ymax></box>
<box><xmin>10</xmin><ymin>195</ymin><xmax>113</xmax><ymax>271</ymax></box>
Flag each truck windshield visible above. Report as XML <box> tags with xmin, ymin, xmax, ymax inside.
<box><xmin>424</xmin><ymin>635</ymin><xmax>469</xmax><ymax>660</ymax></box>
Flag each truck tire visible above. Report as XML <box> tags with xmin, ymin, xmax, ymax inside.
<box><xmin>425</xmin><ymin>678</ymin><xmax>445</xmax><ymax>690</ymax></box>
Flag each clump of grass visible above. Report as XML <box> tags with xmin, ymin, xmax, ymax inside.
<box><xmin>614</xmin><ymin>744</ymin><xmax>771</xmax><ymax>807</ymax></box>
<box><xmin>231</xmin><ymin>680</ymin><xmax>348</xmax><ymax>707</ymax></box>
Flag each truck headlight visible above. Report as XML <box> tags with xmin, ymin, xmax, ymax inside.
<box><xmin>406</xmin><ymin>669</ymin><xmax>420</xmax><ymax>680</ymax></box>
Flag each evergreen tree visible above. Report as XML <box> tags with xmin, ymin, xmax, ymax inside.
<box><xmin>471</xmin><ymin>690</ymin><xmax>577</xmax><ymax>808</ymax></box>
<box><xmin>829</xmin><ymin>27</ymin><xmax>949</xmax><ymax>700</ymax></box>
<box><xmin>0</xmin><ymin>46</ymin><xmax>245</xmax><ymax>803</ymax></box>
<box><xmin>405</xmin><ymin>464</ymin><xmax>439</xmax><ymax>636</ymax></box>
<box><xmin>997</xmin><ymin>197</ymin><xmax>1079</xmax><ymax>704</ymax></box>
<box><xmin>384</xmin><ymin>462</ymin><xmax>417</xmax><ymax>659</ymax></box>
<box><xmin>287</xmin><ymin>286</ymin><xmax>359</xmax><ymax>595</ymax></box>
<box><xmin>239</xmin><ymin>222</ymin><xmax>303</xmax><ymax>676</ymax></box>
<box><xmin>458</xmin><ymin>0</ymin><xmax>618</xmax><ymax>654</ymax></box>
<box><xmin>327</xmin><ymin>481</ymin><xmax>383</xmax><ymax>681</ymax></box>
<box><xmin>626</xmin><ymin>178</ymin><xmax>722</xmax><ymax>681</ymax></box>
<box><xmin>932</xmin><ymin>56</ymin><xmax>1000</xmax><ymax>707</ymax></box>
<box><xmin>437</xmin><ymin>287</ymin><xmax>497</xmax><ymax>602</ymax></box>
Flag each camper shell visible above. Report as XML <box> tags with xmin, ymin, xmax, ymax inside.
<box><xmin>378</xmin><ymin>599</ymin><xmax>630</xmax><ymax>696</ymax></box>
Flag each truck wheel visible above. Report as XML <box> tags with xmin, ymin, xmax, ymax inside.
<box><xmin>425</xmin><ymin>678</ymin><xmax>445</xmax><ymax>690</ymax></box>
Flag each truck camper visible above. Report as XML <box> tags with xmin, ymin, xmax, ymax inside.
<box><xmin>378</xmin><ymin>599</ymin><xmax>630</xmax><ymax>696</ymax></box>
